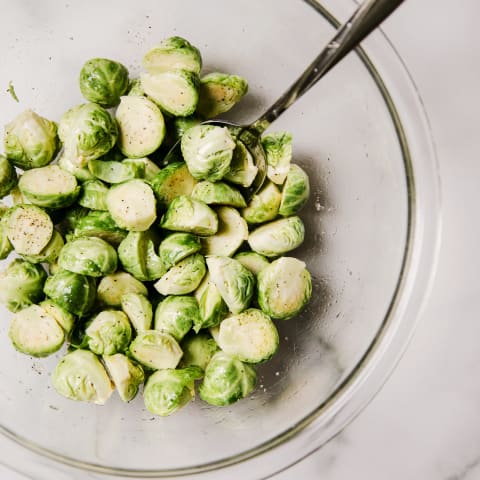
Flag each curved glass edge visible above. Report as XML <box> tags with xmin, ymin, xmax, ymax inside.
<box><xmin>0</xmin><ymin>1</ymin><xmax>442</xmax><ymax>478</ymax></box>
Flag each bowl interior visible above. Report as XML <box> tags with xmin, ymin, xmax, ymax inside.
<box><xmin>0</xmin><ymin>0</ymin><xmax>409</xmax><ymax>474</ymax></box>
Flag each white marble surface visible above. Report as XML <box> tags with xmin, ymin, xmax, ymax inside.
<box><xmin>0</xmin><ymin>0</ymin><xmax>477</xmax><ymax>479</ymax></box>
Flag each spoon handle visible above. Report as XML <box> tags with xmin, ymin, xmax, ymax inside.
<box><xmin>251</xmin><ymin>0</ymin><xmax>405</xmax><ymax>134</ymax></box>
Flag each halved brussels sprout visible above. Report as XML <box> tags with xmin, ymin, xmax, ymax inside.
<box><xmin>158</xmin><ymin>232</ymin><xmax>202</xmax><ymax>269</ymax></box>
<box><xmin>197</xmin><ymin>72</ymin><xmax>248</xmax><ymax>119</ymax></box>
<box><xmin>116</xmin><ymin>96</ymin><xmax>166</xmax><ymax>158</ymax></box>
<box><xmin>58</xmin><ymin>151</ymin><xmax>95</xmax><ymax>182</ymax></box>
<box><xmin>180</xmin><ymin>331</ymin><xmax>219</xmax><ymax>370</ymax></box>
<box><xmin>120</xmin><ymin>292</ymin><xmax>152</xmax><ymax>333</ymax></box>
<box><xmin>150</xmin><ymin>162</ymin><xmax>197</xmax><ymax>208</ymax></box>
<box><xmin>58</xmin><ymin>103</ymin><xmax>118</xmax><ymax>168</ymax></box>
<box><xmin>242</xmin><ymin>181</ymin><xmax>281</xmax><ymax>224</ymax></box>
<box><xmin>79</xmin><ymin>57</ymin><xmax>129</xmax><ymax>107</ymax></box>
<box><xmin>261</xmin><ymin>132</ymin><xmax>292</xmax><ymax>185</ymax></box>
<box><xmin>85</xmin><ymin>310</ymin><xmax>132</xmax><ymax>355</ymax></box>
<box><xmin>106</xmin><ymin>179</ymin><xmax>156</xmax><ymax>232</ymax></box>
<box><xmin>22</xmin><ymin>229</ymin><xmax>64</xmax><ymax>264</ymax></box>
<box><xmin>248</xmin><ymin>216</ymin><xmax>305</xmax><ymax>257</ymax></box>
<box><xmin>205</xmin><ymin>256</ymin><xmax>254</xmax><ymax>314</ymax></box>
<box><xmin>73</xmin><ymin>210</ymin><xmax>127</xmax><ymax>246</ymax></box>
<box><xmin>0</xmin><ymin>259</ymin><xmax>46</xmax><ymax>312</ymax></box>
<box><xmin>103</xmin><ymin>353</ymin><xmax>145</xmax><ymax>402</ymax></box>
<box><xmin>233</xmin><ymin>251</ymin><xmax>270</xmax><ymax>276</ymax></box>
<box><xmin>257</xmin><ymin>257</ymin><xmax>312</xmax><ymax>320</ymax></box>
<box><xmin>58</xmin><ymin>236</ymin><xmax>118</xmax><ymax>277</ymax></box>
<box><xmin>142</xmin><ymin>36</ymin><xmax>202</xmax><ymax>74</ymax></box>
<box><xmin>0</xmin><ymin>154</ymin><xmax>17</xmax><ymax>198</ymax></box>
<box><xmin>52</xmin><ymin>349</ymin><xmax>113</xmax><ymax>404</ymax></box>
<box><xmin>199</xmin><ymin>351</ymin><xmax>256</xmax><ymax>406</ymax></box>
<box><xmin>217</xmin><ymin>308</ymin><xmax>279</xmax><ymax>363</ymax></box>
<box><xmin>143</xmin><ymin>367</ymin><xmax>203</xmax><ymax>416</ymax></box>
<box><xmin>78</xmin><ymin>180</ymin><xmax>109</xmax><ymax>210</ymax></box>
<box><xmin>173</xmin><ymin>115</ymin><xmax>201</xmax><ymax>142</ymax></box>
<box><xmin>154</xmin><ymin>253</ymin><xmax>206</xmax><ymax>296</ymax></box>
<box><xmin>202</xmin><ymin>206</ymin><xmax>248</xmax><ymax>257</ymax></box>
<box><xmin>18</xmin><ymin>165</ymin><xmax>80</xmax><ymax>209</ymax></box>
<box><xmin>97</xmin><ymin>271</ymin><xmax>148</xmax><ymax>307</ymax></box>
<box><xmin>223</xmin><ymin>140</ymin><xmax>258</xmax><ymax>188</ymax></box>
<box><xmin>154</xmin><ymin>295</ymin><xmax>199</xmax><ymax>341</ymax></box>
<box><xmin>278</xmin><ymin>164</ymin><xmax>310</xmax><ymax>216</ymax></box>
<box><xmin>39</xmin><ymin>299</ymin><xmax>76</xmax><ymax>334</ymax></box>
<box><xmin>4</xmin><ymin>109</ymin><xmax>59</xmax><ymax>170</ymax></box>
<box><xmin>88</xmin><ymin>158</ymin><xmax>143</xmax><ymax>184</ymax></box>
<box><xmin>193</xmin><ymin>272</ymin><xmax>227</xmax><ymax>331</ymax></box>
<box><xmin>141</xmin><ymin>70</ymin><xmax>199</xmax><ymax>117</ymax></box>
<box><xmin>123</xmin><ymin>157</ymin><xmax>161</xmax><ymax>182</ymax></box>
<box><xmin>191</xmin><ymin>181</ymin><xmax>246</xmax><ymax>208</ymax></box>
<box><xmin>160</xmin><ymin>196</ymin><xmax>218</xmax><ymax>236</ymax></box>
<box><xmin>6</xmin><ymin>204</ymin><xmax>53</xmax><ymax>255</ymax></box>
<box><xmin>129</xmin><ymin>330</ymin><xmax>183</xmax><ymax>370</ymax></box>
<box><xmin>44</xmin><ymin>269</ymin><xmax>96</xmax><ymax>317</ymax></box>
<box><xmin>9</xmin><ymin>304</ymin><xmax>65</xmax><ymax>357</ymax></box>
<box><xmin>181</xmin><ymin>125</ymin><xmax>235</xmax><ymax>182</ymax></box>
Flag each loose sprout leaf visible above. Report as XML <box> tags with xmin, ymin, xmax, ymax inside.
<box><xmin>7</xmin><ymin>80</ymin><xmax>19</xmax><ymax>102</ymax></box>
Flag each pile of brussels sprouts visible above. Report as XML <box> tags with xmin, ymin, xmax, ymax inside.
<box><xmin>0</xmin><ymin>36</ymin><xmax>312</xmax><ymax>415</ymax></box>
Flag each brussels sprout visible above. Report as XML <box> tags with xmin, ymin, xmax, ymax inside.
<box><xmin>158</xmin><ymin>232</ymin><xmax>201</xmax><ymax>269</ymax></box>
<box><xmin>181</xmin><ymin>125</ymin><xmax>235</xmax><ymax>182</ymax></box>
<box><xmin>58</xmin><ymin>151</ymin><xmax>95</xmax><ymax>182</ymax></box>
<box><xmin>129</xmin><ymin>330</ymin><xmax>182</xmax><ymax>370</ymax></box>
<box><xmin>278</xmin><ymin>164</ymin><xmax>310</xmax><ymax>216</ymax></box>
<box><xmin>58</xmin><ymin>103</ymin><xmax>118</xmax><ymax>168</ymax></box>
<box><xmin>233</xmin><ymin>251</ymin><xmax>270</xmax><ymax>276</ymax></box>
<box><xmin>127</xmin><ymin>78</ymin><xmax>144</xmax><ymax>97</ymax></box>
<box><xmin>0</xmin><ymin>259</ymin><xmax>46</xmax><ymax>312</ymax></box>
<box><xmin>6</xmin><ymin>204</ymin><xmax>53</xmax><ymax>255</ymax></box>
<box><xmin>191</xmin><ymin>181</ymin><xmax>246</xmax><ymax>208</ymax></box>
<box><xmin>154</xmin><ymin>295</ymin><xmax>199</xmax><ymax>341</ymax></box>
<box><xmin>193</xmin><ymin>272</ymin><xmax>227</xmax><ymax>331</ymax></box>
<box><xmin>143</xmin><ymin>366</ymin><xmax>202</xmax><ymax>416</ymax></box>
<box><xmin>173</xmin><ymin>115</ymin><xmax>201</xmax><ymax>142</ymax></box>
<box><xmin>121</xmin><ymin>292</ymin><xmax>152</xmax><ymax>333</ymax></box>
<box><xmin>248</xmin><ymin>216</ymin><xmax>304</xmax><ymax>257</ymax></box>
<box><xmin>261</xmin><ymin>132</ymin><xmax>292</xmax><ymax>185</ymax></box>
<box><xmin>103</xmin><ymin>353</ymin><xmax>145</xmax><ymax>402</ymax></box>
<box><xmin>242</xmin><ymin>181</ymin><xmax>281</xmax><ymax>224</ymax></box>
<box><xmin>150</xmin><ymin>162</ymin><xmax>197</xmax><ymax>207</ymax></box>
<box><xmin>123</xmin><ymin>157</ymin><xmax>161</xmax><ymax>182</ymax></box>
<box><xmin>142</xmin><ymin>36</ymin><xmax>202</xmax><ymax>74</ymax></box>
<box><xmin>0</xmin><ymin>214</ymin><xmax>13</xmax><ymax>260</ymax></box>
<box><xmin>106</xmin><ymin>180</ymin><xmax>156</xmax><ymax>232</ymax></box>
<box><xmin>116</xmin><ymin>96</ymin><xmax>166</xmax><ymax>158</ymax></box>
<box><xmin>141</xmin><ymin>70</ymin><xmax>199</xmax><ymax>117</ymax></box>
<box><xmin>39</xmin><ymin>299</ymin><xmax>76</xmax><ymax>334</ymax></box>
<box><xmin>0</xmin><ymin>154</ymin><xmax>17</xmax><ymax>197</ymax></box>
<box><xmin>22</xmin><ymin>229</ymin><xmax>64</xmax><ymax>264</ymax></box>
<box><xmin>85</xmin><ymin>310</ymin><xmax>132</xmax><ymax>355</ymax></box>
<box><xmin>78</xmin><ymin>180</ymin><xmax>109</xmax><ymax>210</ymax></box>
<box><xmin>118</xmin><ymin>230</ymin><xmax>166</xmax><ymax>281</ymax></box>
<box><xmin>52</xmin><ymin>349</ymin><xmax>113</xmax><ymax>404</ymax></box>
<box><xmin>44</xmin><ymin>269</ymin><xmax>96</xmax><ymax>316</ymax></box>
<box><xmin>199</xmin><ymin>351</ymin><xmax>256</xmax><ymax>406</ymax></box>
<box><xmin>223</xmin><ymin>140</ymin><xmax>258</xmax><ymax>188</ymax></box>
<box><xmin>18</xmin><ymin>165</ymin><xmax>80</xmax><ymax>209</ymax></box>
<box><xmin>197</xmin><ymin>73</ymin><xmax>248</xmax><ymax>119</ymax></box>
<box><xmin>58</xmin><ymin>236</ymin><xmax>118</xmax><ymax>277</ymax></box>
<box><xmin>257</xmin><ymin>257</ymin><xmax>312</xmax><ymax>320</ymax></box>
<box><xmin>88</xmin><ymin>158</ymin><xmax>142</xmax><ymax>184</ymax></box>
<box><xmin>205</xmin><ymin>256</ymin><xmax>254</xmax><ymax>314</ymax></box>
<box><xmin>58</xmin><ymin>205</ymin><xmax>89</xmax><ymax>233</ymax></box>
<box><xmin>217</xmin><ymin>308</ymin><xmax>279</xmax><ymax>363</ymax></box>
<box><xmin>201</xmin><ymin>206</ymin><xmax>248</xmax><ymax>257</ymax></box>
<box><xmin>79</xmin><ymin>57</ymin><xmax>129</xmax><ymax>107</ymax></box>
<box><xmin>97</xmin><ymin>271</ymin><xmax>147</xmax><ymax>308</ymax></box>
<box><xmin>160</xmin><ymin>196</ymin><xmax>218</xmax><ymax>236</ymax></box>
<box><xmin>180</xmin><ymin>331</ymin><xmax>218</xmax><ymax>370</ymax></box>
<box><xmin>4</xmin><ymin>109</ymin><xmax>59</xmax><ymax>170</ymax></box>
<box><xmin>154</xmin><ymin>253</ymin><xmax>206</xmax><ymax>296</ymax></box>
<box><xmin>8</xmin><ymin>304</ymin><xmax>64</xmax><ymax>357</ymax></box>
<box><xmin>73</xmin><ymin>210</ymin><xmax>127</xmax><ymax>246</ymax></box>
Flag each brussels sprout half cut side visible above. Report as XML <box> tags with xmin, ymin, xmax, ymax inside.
<box><xmin>97</xmin><ymin>271</ymin><xmax>148</xmax><ymax>308</ymax></box>
<box><xmin>193</xmin><ymin>272</ymin><xmax>228</xmax><ymax>331</ymax></box>
<box><xmin>121</xmin><ymin>292</ymin><xmax>153</xmax><ymax>333</ymax></box>
<box><xmin>103</xmin><ymin>353</ymin><xmax>145</xmax><ymax>402</ymax></box>
<box><xmin>261</xmin><ymin>131</ymin><xmax>292</xmax><ymax>185</ymax></box>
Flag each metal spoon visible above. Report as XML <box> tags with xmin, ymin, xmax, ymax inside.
<box><xmin>170</xmin><ymin>0</ymin><xmax>405</xmax><ymax>198</ymax></box>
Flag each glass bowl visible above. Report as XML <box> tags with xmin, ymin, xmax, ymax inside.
<box><xmin>0</xmin><ymin>0</ymin><xmax>440</xmax><ymax>478</ymax></box>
